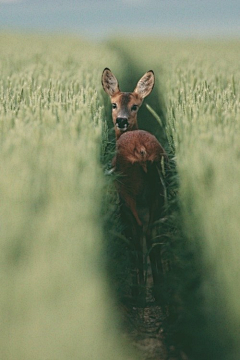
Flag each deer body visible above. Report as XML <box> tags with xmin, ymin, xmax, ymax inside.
<box><xmin>102</xmin><ymin>68</ymin><xmax>166</xmax><ymax>299</ymax></box>
<box><xmin>102</xmin><ymin>68</ymin><xmax>155</xmax><ymax>139</ymax></box>
<box><xmin>114</xmin><ymin>130</ymin><xmax>167</xmax><ymax>295</ymax></box>
<box><xmin>114</xmin><ymin>130</ymin><xmax>165</xmax><ymax>225</ymax></box>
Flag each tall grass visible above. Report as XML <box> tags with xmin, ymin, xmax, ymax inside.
<box><xmin>109</xmin><ymin>37</ymin><xmax>240</xmax><ymax>359</ymax></box>
<box><xmin>165</xmin><ymin>40</ymin><xmax>240</xmax><ymax>360</ymax></box>
<box><xmin>0</xmin><ymin>33</ymin><xmax>137</xmax><ymax>360</ymax></box>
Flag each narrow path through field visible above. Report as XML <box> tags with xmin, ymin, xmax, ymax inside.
<box><xmin>103</xmin><ymin>47</ymin><xmax>185</xmax><ymax>359</ymax></box>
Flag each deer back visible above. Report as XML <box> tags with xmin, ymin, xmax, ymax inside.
<box><xmin>114</xmin><ymin>130</ymin><xmax>166</xmax><ymax>227</ymax></box>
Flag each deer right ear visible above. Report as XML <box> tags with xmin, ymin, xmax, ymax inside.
<box><xmin>101</xmin><ymin>68</ymin><xmax>120</xmax><ymax>97</ymax></box>
<box><xmin>134</xmin><ymin>70</ymin><xmax>155</xmax><ymax>99</ymax></box>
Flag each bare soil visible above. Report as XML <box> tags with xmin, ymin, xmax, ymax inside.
<box><xmin>121</xmin><ymin>276</ymin><xmax>187</xmax><ymax>360</ymax></box>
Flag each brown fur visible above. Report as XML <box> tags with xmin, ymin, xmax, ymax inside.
<box><xmin>114</xmin><ymin>130</ymin><xmax>166</xmax><ymax>226</ymax></box>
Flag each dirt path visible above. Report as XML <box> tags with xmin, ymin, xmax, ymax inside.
<box><xmin>121</xmin><ymin>278</ymin><xmax>187</xmax><ymax>360</ymax></box>
<box><xmin>122</xmin><ymin>294</ymin><xmax>166</xmax><ymax>360</ymax></box>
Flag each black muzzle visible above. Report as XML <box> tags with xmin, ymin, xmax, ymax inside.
<box><xmin>116</xmin><ymin>117</ymin><xmax>129</xmax><ymax>130</ymax></box>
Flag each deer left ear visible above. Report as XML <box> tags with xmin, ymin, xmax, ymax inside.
<box><xmin>101</xmin><ymin>68</ymin><xmax>120</xmax><ymax>97</ymax></box>
<box><xmin>134</xmin><ymin>70</ymin><xmax>155</xmax><ymax>99</ymax></box>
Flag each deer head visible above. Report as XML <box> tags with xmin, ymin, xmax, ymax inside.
<box><xmin>102</xmin><ymin>68</ymin><xmax>155</xmax><ymax>139</ymax></box>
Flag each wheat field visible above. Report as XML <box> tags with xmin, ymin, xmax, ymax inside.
<box><xmin>0</xmin><ymin>33</ymin><xmax>240</xmax><ymax>359</ymax></box>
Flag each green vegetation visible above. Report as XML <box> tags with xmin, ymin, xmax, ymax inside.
<box><xmin>164</xmin><ymin>39</ymin><xmax>240</xmax><ymax>360</ymax></box>
<box><xmin>0</xmin><ymin>33</ymin><xmax>240</xmax><ymax>360</ymax></box>
<box><xmin>0</xmin><ymin>33</ymin><xmax>136</xmax><ymax>360</ymax></box>
<box><xmin>109</xmin><ymin>38</ymin><xmax>240</xmax><ymax>359</ymax></box>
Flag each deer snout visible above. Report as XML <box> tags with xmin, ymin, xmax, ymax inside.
<box><xmin>116</xmin><ymin>117</ymin><xmax>129</xmax><ymax>131</ymax></box>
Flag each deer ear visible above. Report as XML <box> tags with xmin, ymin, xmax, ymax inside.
<box><xmin>134</xmin><ymin>70</ymin><xmax>155</xmax><ymax>99</ymax></box>
<box><xmin>101</xmin><ymin>68</ymin><xmax>120</xmax><ymax>97</ymax></box>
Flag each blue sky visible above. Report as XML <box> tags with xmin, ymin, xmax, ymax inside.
<box><xmin>0</xmin><ymin>0</ymin><xmax>239</xmax><ymax>39</ymax></box>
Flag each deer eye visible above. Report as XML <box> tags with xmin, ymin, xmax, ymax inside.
<box><xmin>131</xmin><ymin>105</ymin><xmax>138</xmax><ymax>111</ymax></box>
<box><xmin>112</xmin><ymin>103</ymin><xmax>117</xmax><ymax>109</ymax></box>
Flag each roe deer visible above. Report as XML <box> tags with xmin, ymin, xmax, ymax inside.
<box><xmin>113</xmin><ymin>130</ymin><xmax>167</xmax><ymax>300</ymax></box>
<box><xmin>102</xmin><ymin>68</ymin><xmax>155</xmax><ymax>139</ymax></box>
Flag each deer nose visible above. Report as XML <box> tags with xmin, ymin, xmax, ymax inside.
<box><xmin>116</xmin><ymin>117</ymin><xmax>129</xmax><ymax>130</ymax></box>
